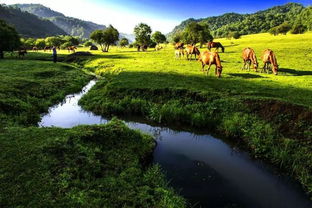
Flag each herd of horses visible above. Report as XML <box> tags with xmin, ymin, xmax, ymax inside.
<box><xmin>174</xmin><ymin>42</ymin><xmax>278</xmax><ymax>78</ymax></box>
<box><xmin>15</xmin><ymin>45</ymin><xmax>78</xmax><ymax>58</ymax></box>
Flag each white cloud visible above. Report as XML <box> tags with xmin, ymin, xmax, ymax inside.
<box><xmin>0</xmin><ymin>0</ymin><xmax>180</xmax><ymax>33</ymax></box>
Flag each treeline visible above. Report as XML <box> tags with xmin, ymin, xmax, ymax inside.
<box><xmin>20</xmin><ymin>35</ymin><xmax>82</xmax><ymax>49</ymax></box>
<box><xmin>0</xmin><ymin>4</ymin><xmax>66</xmax><ymax>37</ymax></box>
<box><xmin>169</xmin><ymin>3</ymin><xmax>312</xmax><ymax>40</ymax></box>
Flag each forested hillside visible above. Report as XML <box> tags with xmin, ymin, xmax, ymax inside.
<box><xmin>13</xmin><ymin>4</ymin><xmax>105</xmax><ymax>39</ymax></box>
<box><xmin>169</xmin><ymin>3</ymin><xmax>310</xmax><ymax>39</ymax></box>
<box><xmin>0</xmin><ymin>5</ymin><xmax>66</xmax><ymax>38</ymax></box>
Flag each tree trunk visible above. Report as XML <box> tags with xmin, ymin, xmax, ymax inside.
<box><xmin>0</xmin><ymin>50</ymin><xmax>4</xmax><ymax>59</ymax></box>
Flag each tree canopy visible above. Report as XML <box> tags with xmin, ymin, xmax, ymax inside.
<box><xmin>151</xmin><ymin>31</ymin><xmax>166</xmax><ymax>45</ymax></box>
<box><xmin>90</xmin><ymin>25</ymin><xmax>119</xmax><ymax>52</ymax></box>
<box><xmin>0</xmin><ymin>20</ymin><xmax>21</xmax><ymax>58</ymax></box>
<box><xmin>119</xmin><ymin>38</ymin><xmax>129</xmax><ymax>47</ymax></box>
<box><xmin>134</xmin><ymin>23</ymin><xmax>152</xmax><ymax>47</ymax></box>
<box><xmin>182</xmin><ymin>22</ymin><xmax>213</xmax><ymax>46</ymax></box>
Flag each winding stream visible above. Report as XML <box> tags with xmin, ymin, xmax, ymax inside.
<box><xmin>39</xmin><ymin>80</ymin><xmax>312</xmax><ymax>208</ymax></box>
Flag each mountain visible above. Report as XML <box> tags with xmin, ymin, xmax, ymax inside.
<box><xmin>168</xmin><ymin>3</ymin><xmax>305</xmax><ymax>39</ymax></box>
<box><xmin>13</xmin><ymin>4</ymin><xmax>106</xmax><ymax>39</ymax></box>
<box><xmin>0</xmin><ymin>4</ymin><xmax>66</xmax><ymax>38</ymax></box>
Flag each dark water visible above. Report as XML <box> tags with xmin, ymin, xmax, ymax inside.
<box><xmin>39</xmin><ymin>80</ymin><xmax>312</xmax><ymax>208</ymax></box>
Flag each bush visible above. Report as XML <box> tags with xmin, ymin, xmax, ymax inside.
<box><xmin>291</xmin><ymin>24</ymin><xmax>307</xmax><ymax>34</ymax></box>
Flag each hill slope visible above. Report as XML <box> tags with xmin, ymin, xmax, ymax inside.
<box><xmin>0</xmin><ymin>5</ymin><xmax>66</xmax><ymax>38</ymax></box>
<box><xmin>168</xmin><ymin>3</ymin><xmax>305</xmax><ymax>39</ymax></box>
<box><xmin>13</xmin><ymin>4</ymin><xmax>106</xmax><ymax>39</ymax></box>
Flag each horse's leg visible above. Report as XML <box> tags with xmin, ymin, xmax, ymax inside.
<box><xmin>207</xmin><ymin>63</ymin><xmax>212</xmax><ymax>76</ymax></box>
<box><xmin>248</xmin><ymin>60</ymin><xmax>251</xmax><ymax>71</ymax></box>
<box><xmin>242</xmin><ymin>60</ymin><xmax>246</xmax><ymax>70</ymax></box>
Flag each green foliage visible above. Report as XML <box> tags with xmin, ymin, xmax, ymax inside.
<box><xmin>83</xmin><ymin>40</ymin><xmax>93</xmax><ymax>47</ymax></box>
<box><xmin>45</xmin><ymin>36</ymin><xmax>62</xmax><ymax>47</ymax></box>
<box><xmin>151</xmin><ymin>31</ymin><xmax>167</xmax><ymax>45</ymax></box>
<box><xmin>295</xmin><ymin>6</ymin><xmax>312</xmax><ymax>31</ymax></box>
<box><xmin>0</xmin><ymin>120</ymin><xmax>186</xmax><ymax>207</ymax></box>
<box><xmin>227</xmin><ymin>31</ymin><xmax>241</xmax><ymax>39</ymax></box>
<box><xmin>119</xmin><ymin>38</ymin><xmax>129</xmax><ymax>47</ymax></box>
<box><xmin>269</xmin><ymin>22</ymin><xmax>292</xmax><ymax>35</ymax></box>
<box><xmin>182</xmin><ymin>22</ymin><xmax>213</xmax><ymax>45</ymax></box>
<box><xmin>291</xmin><ymin>23</ymin><xmax>307</xmax><ymax>34</ymax></box>
<box><xmin>0</xmin><ymin>19</ymin><xmax>21</xmax><ymax>58</ymax></box>
<box><xmin>169</xmin><ymin>3</ymin><xmax>305</xmax><ymax>39</ymax></box>
<box><xmin>134</xmin><ymin>23</ymin><xmax>152</xmax><ymax>46</ymax></box>
<box><xmin>0</xmin><ymin>5</ymin><xmax>66</xmax><ymax>38</ymax></box>
<box><xmin>90</xmin><ymin>25</ymin><xmax>119</xmax><ymax>52</ymax></box>
<box><xmin>34</xmin><ymin>38</ymin><xmax>46</xmax><ymax>48</ymax></box>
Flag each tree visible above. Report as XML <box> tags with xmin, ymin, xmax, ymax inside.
<box><xmin>45</xmin><ymin>36</ymin><xmax>62</xmax><ymax>47</ymax></box>
<box><xmin>90</xmin><ymin>25</ymin><xmax>119</xmax><ymax>52</ymax></box>
<box><xmin>227</xmin><ymin>31</ymin><xmax>241</xmax><ymax>39</ymax></box>
<box><xmin>291</xmin><ymin>23</ymin><xmax>307</xmax><ymax>34</ymax></box>
<box><xmin>134</xmin><ymin>23</ymin><xmax>152</xmax><ymax>50</ymax></box>
<box><xmin>62</xmin><ymin>36</ymin><xmax>80</xmax><ymax>46</ymax></box>
<box><xmin>0</xmin><ymin>20</ymin><xmax>20</xmax><ymax>59</ymax></box>
<box><xmin>182</xmin><ymin>22</ymin><xmax>213</xmax><ymax>46</ymax></box>
<box><xmin>84</xmin><ymin>40</ymin><xmax>93</xmax><ymax>47</ymax></box>
<box><xmin>151</xmin><ymin>31</ymin><xmax>166</xmax><ymax>45</ymax></box>
<box><xmin>35</xmin><ymin>38</ymin><xmax>46</xmax><ymax>49</ymax></box>
<box><xmin>119</xmin><ymin>38</ymin><xmax>129</xmax><ymax>47</ymax></box>
<box><xmin>269</xmin><ymin>27</ymin><xmax>279</xmax><ymax>36</ymax></box>
<box><xmin>277</xmin><ymin>22</ymin><xmax>292</xmax><ymax>35</ymax></box>
<box><xmin>173</xmin><ymin>34</ymin><xmax>182</xmax><ymax>43</ymax></box>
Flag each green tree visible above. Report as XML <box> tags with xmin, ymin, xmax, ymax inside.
<box><xmin>119</xmin><ymin>38</ymin><xmax>129</xmax><ymax>47</ymax></box>
<box><xmin>90</xmin><ymin>25</ymin><xmax>119</xmax><ymax>52</ymax></box>
<box><xmin>134</xmin><ymin>23</ymin><xmax>152</xmax><ymax>50</ymax></box>
<box><xmin>0</xmin><ymin>20</ymin><xmax>21</xmax><ymax>59</ymax></box>
<box><xmin>151</xmin><ymin>31</ymin><xmax>166</xmax><ymax>45</ymax></box>
<box><xmin>277</xmin><ymin>22</ymin><xmax>292</xmax><ymax>35</ymax></box>
<box><xmin>84</xmin><ymin>40</ymin><xmax>93</xmax><ymax>47</ymax></box>
<box><xmin>35</xmin><ymin>38</ymin><xmax>46</xmax><ymax>49</ymax></box>
<box><xmin>182</xmin><ymin>22</ymin><xmax>213</xmax><ymax>46</ymax></box>
<box><xmin>291</xmin><ymin>23</ymin><xmax>307</xmax><ymax>34</ymax></box>
<box><xmin>45</xmin><ymin>36</ymin><xmax>62</xmax><ymax>47</ymax></box>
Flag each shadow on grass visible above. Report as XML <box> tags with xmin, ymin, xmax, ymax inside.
<box><xmin>279</xmin><ymin>68</ymin><xmax>312</xmax><ymax>76</ymax></box>
<box><xmin>228</xmin><ymin>73</ymin><xmax>264</xmax><ymax>79</ymax></box>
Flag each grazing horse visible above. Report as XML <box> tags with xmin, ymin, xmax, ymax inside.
<box><xmin>242</xmin><ymin>48</ymin><xmax>258</xmax><ymax>71</ymax></box>
<box><xmin>185</xmin><ymin>45</ymin><xmax>200</xmax><ymax>60</ymax></box>
<box><xmin>207</xmin><ymin>42</ymin><xmax>225</xmax><ymax>53</ymax></box>
<box><xmin>175</xmin><ymin>48</ymin><xmax>185</xmax><ymax>58</ymax></box>
<box><xmin>18</xmin><ymin>49</ymin><xmax>27</xmax><ymax>58</ymax></box>
<box><xmin>67</xmin><ymin>46</ymin><xmax>77</xmax><ymax>53</ymax></box>
<box><xmin>262</xmin><ymin>49</ymin><xmax>278</xmax><ymax>75</ymax></box>
<box><xmin>32</xmin><ymin>46</ymin><xmax>39</xmax><ymax>52</ymax></box>
<box><xmin>175</xmin><ymin>42</ymin><xmax>184</xmax><ymax>49</ymax></box>
<box><xmin>44</xmin><ymin>46</ymin><xmax>51</xmax><ymax>52</ymax></box>
<box><xmin>198</xmin><ymin>51</ymin><xmax>223</xmax><ymax>78</ymax></box>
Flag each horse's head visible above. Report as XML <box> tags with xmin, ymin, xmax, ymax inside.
<box><xmin>254</xmin><ymin>62</ymin><xmax>258</xmax><ymax>70</ymax></box>
<box><xmin>216</xmin><ymin>66</ymin><xmax>223</xmax><ymax>78</ymax></box>
<box><xmin>273</xmin><ymin>64</ymin><xmax>278</xmax><ymax>75</ymax></box>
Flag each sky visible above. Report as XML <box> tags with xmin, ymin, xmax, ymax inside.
<box><xmin>1</xmin><ymin>0</ymin><xmax>311</xmax><ymax>34</ymax></box>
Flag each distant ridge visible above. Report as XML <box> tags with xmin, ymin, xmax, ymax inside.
<box><xmin>168</xmin><ymin>3</ymin><xmax>308</xmax><ymax>39</ymax></box>
<box><xmin>0</xmin><ymin>4</ymin><xmax>66</xmax><ymax>38</ymax></box>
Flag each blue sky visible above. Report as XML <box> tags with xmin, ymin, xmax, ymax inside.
<box><xmin>1</xmin><ymin>0</ymin><xmax>311</xmax><ymax>33</ymax></box>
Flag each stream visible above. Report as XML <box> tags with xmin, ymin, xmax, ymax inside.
<box><xmin>39</xmin><ymin>80</ymin><xmax>312</xmax><ymax>208</ymax></box>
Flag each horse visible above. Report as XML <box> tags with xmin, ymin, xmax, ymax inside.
<box><xmin>32</xmin><ymin>46</ymin><xmax>39</xmax><ymax>52</ymax></box>
<box><xmin>262</xmin><ymin>49</ymin><xmax>278</xmax><ymax>75</ymax></box>
<box><xmin>18</xmin><ymin>49</ymin><xmax>27</xmax><ymax>58</ymax></box>
<box><xmin>174</xmin><ymin>42</ymin><xmax>184</xmax><ymax>49</ymax></box>
<box><xmin>185</xmin><ymin>45</ymin><xmax>200</xmax><ymax>60</ymax></box>
<box><xmin>175</xmin><ymin>48</ymin><xmax>185</xmax><ymax>58</ymax></box>
<box><xmin>242</xmin><ymin>48</ymin><xmax>258</xmax><ymax>71</ymax></box>
<box><xmin>67</xmin><ymin>46</ymin><xmax>77</xmax><ymax>53</ymax></box>
<box><xmin>207</xmin><ymin>42</ymin><xmax>225</xmax><ymax>53</ymax></box>
<box><xmin>198</xmin><ymin>51</ymin><xmax>223</xmax><ymax>78</ymax></box>
<box><xmin>44</xmin><ymin>46</ymin><xmax>51</xmax><ymax>52</ymax></box>
<box><xmin>155</xmin><ymin>45</ymin><xmax>163</xmax><ymax>51</ymax></box>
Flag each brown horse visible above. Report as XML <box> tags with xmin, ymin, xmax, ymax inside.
<box><xmin>18</xmin><ymin>49</ymin><xmax>27</xmax><ymax>58</ymax></box>
<box><xmin>242</xmin><ymin>48</ymin><xmax>258</xmax><ymax>71</ymax></box>
<box><xmin>44</xmin><ymin>46</ymin><xmax>51</xmax><ymax>52</ymax></box>
<box><xmin>262</xmin><ymin>49</ymin><xmax>278</xmax><ymax>75</ymax></box>
<box><xmin>32</xmin><ymin>46</ymin><xmax>39</xmax><ymax>52</ymax></box>
<box><xmin>199</xmin><ymin>51</ymin><xmax>223</xmax><ymax>78</ymax></box>
<box><xmin>185</xmin><ymin>45</ymin><xmax>200</xmax><ymax>60</ymax></box>
<box><xmin>174</xmin><ymin>42</ymin><xmax>184</xmax><ymax>49</ymax></box>
<box><xmin>67</xmin><ymin>46</ymin><xmax>77</xmax><ymax>53</ymax></box>
<box><xmin>207</xmin><ymin>42</ymin><xmax>224</xmax><ymax>53</ymax></box>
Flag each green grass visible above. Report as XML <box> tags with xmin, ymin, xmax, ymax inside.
<box><xmin>0</xmin><ymin>119</ymin><xmax>186</xmax><ymax>208</ymax></box>
<box><xmin>0</xmin><ymin>58</ymin><xmax>91</xmax><ymax>127</ymax></box>
<box><xmin>76</xmin><ymin>32</ymin><xmax>312</xmax><ymax>195</ymax></box>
